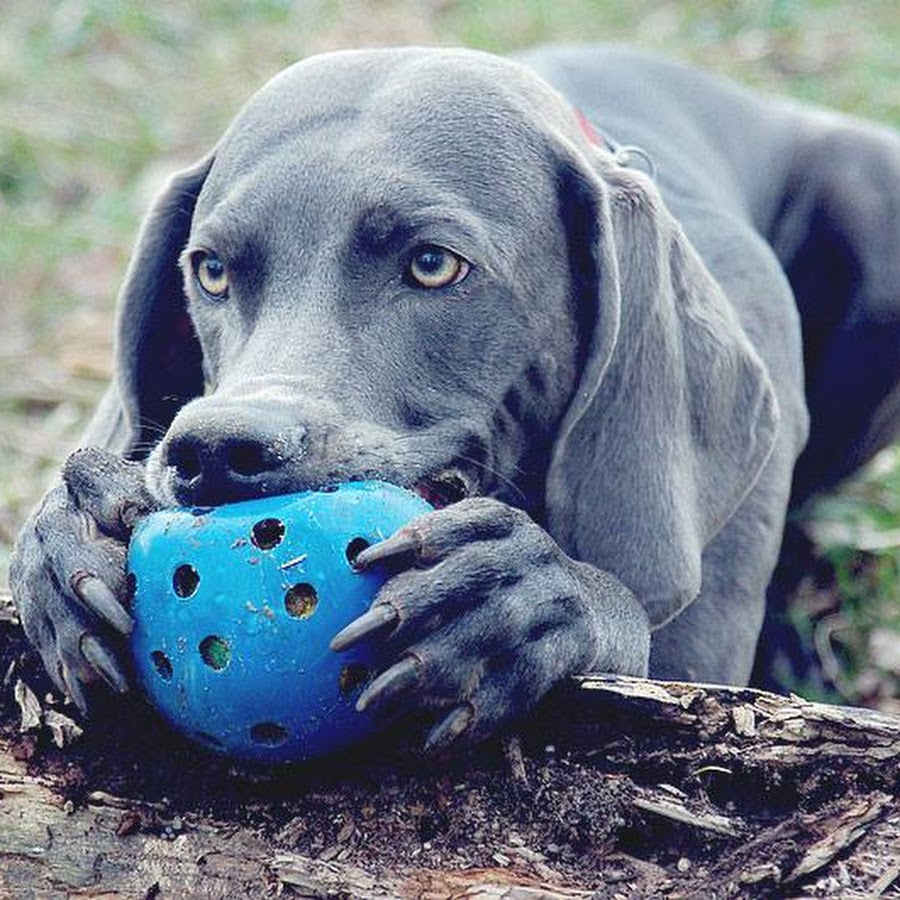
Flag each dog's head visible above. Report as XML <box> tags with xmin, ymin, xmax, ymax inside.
<box><xmin>117</xmin><ymin>47</ymin><xmax>777</xmax><ymax>623</ymax></box>
<box><xmin>131</xmin><ymin>48</ymin><xmax>594</xmax><ymax>511</ymax></box>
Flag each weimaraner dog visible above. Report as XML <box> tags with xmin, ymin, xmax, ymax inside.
<box><xmin>11</xmin><ymin>45</ymin><xmax>900</xmax><ymax>751</ymax></box>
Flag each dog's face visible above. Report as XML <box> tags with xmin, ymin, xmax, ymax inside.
<box><xmin>144</xmin><ymin>49</ymin><xmax>587</xmax><ymax>511</ymax></box>
<box><xmin>131</xmin><ymin>47</ymin><xmax>779</xmax><ymax>624</ymax></box>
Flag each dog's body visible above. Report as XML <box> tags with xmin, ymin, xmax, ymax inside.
<box><xmin>11</xmin><ymin>46</ymin><xmax>900</xmax><ymax>747</ymax></box>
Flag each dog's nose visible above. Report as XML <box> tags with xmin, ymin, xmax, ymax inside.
<box><xmin>161</xmin><ymin>404</ymin><xmax>303</xmax><ymax>504</ymax></box>
<box><xmin>165</xmin><ymin>430</ymin><xmax>284</xmax><ymax>503</ymax></box>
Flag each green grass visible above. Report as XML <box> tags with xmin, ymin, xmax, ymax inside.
<box><xmin>1</xmin><ymin>0</ymin><xmax>897</xmax><ymax>704</ymax></box>
<box><xmin>796</xmin><ymin>448</ymin><xmax>900</xmax><ymax>704</ymax></box>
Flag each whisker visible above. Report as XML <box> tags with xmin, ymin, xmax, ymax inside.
<box><xmin>128</xmin><ymin>441</ymin><xmax>161</xmax><ymax>457</ymax></box>
<box><xmin>136</xmin><ymin>416</ymin><xmax>170</xmax><ymax>438</ymax></box>
<box><xmin>455</xmin><ymin>453</ymin><xmax>527</xmax><ymax>505</ymax></box>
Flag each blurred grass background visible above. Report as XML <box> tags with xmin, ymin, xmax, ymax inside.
<box><xmin>1</xmin><ymin>0</ymin><xmax>898</xmax><ymax>707</ymax></box>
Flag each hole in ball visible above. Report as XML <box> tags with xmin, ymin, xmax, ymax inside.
<box><xmin>345</xmin><ymin>536</ymin><xmax>371</xmax><ymax>569</ymax></box>
<box><xmin>251</xmin><ymin>517</ymin><xmax>285</xmax><ymax>550</ymax></box>
<box><xmin>199</xmin><ymin>635</ymin><xmax>231</xmax><ymax>670</ymax></box>
<box><xmin>284</xmin><ymin>583</ymin><xmax>318</xmax><ymax>619</ymax></box>
<box><xmin>173</xmin><ymin>564</ymin><xmax>200</xmax><ymax>598</ymax></box>
<box><xmin>250</xmin><ymin>721</ymin><xmax>289</xmax><ymax>746</ymax></box>
<box><xmin>150</xmin><ymin>650</ymin><xmax>173</xmax><ymax>681</ymax></box>
<box><xmin>339</xmin><ymin>663</ymin><xmax>370</xmax><ymax>696</ymax></box>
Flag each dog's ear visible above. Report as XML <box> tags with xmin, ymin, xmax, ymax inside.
<box><xmin>113</xmin><ymin>154</ymin><xmax>213</xmax><ymax>457</ymax></box>
<box><xmin>547</xmin><ymin>153</ymin><xmax>779</xmax><ymax>627</ymax></box>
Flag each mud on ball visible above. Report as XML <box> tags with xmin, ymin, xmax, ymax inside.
<box><xmin>127</xmin><ymin>481</ymin><xmax>431</xmax><ymax>763</ymax></box>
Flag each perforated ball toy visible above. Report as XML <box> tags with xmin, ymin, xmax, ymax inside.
<box><xmin>127</xmin><ymin>481</ymin><xmax>431</xmax><ymax>763</ymax></box>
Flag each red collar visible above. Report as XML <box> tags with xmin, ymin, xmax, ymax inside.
<box><xmin>573</xmin><ymin>107</ymin><xmax>657</xmax><ymax>179</ymax></box>
<box><xmin>574</xmin><ymin>108</ymin><xmax>606</xmax><ymax>148</ymax></box>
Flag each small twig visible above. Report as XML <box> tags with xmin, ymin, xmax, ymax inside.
<box><xmin>279</xmin><ymin>554</ymin><xmax>308</xmax><ymax>571</ymax></box>
<box><xmin>867</xmin><ymin>861</ymin><xmax>900</xmax><ymax>898</ymax></box>
<box><xmin>502</xmin><ymin>733</ymin><xmax>529</xmax><ymax>786</ymax></box>
<box><xmin>786</xmin><ymin>793</ymin><xmax>893</xmax><ymax>883</ymax></box>
<box><xmin>813</xmin><ymin>613</ymin><xmax>855</xmax><ymax>701</ymax></box>
<box><xmin>632</xmin><ymin>794</ymin><xmax>743</xmax><ymax>837</ymax></box>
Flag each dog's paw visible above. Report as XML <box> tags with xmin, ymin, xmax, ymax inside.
<box><xmin>331</xmin><ymin>497</ymin><xmax>650</xmax><ymax>750</ymax></box>
<box><xmin>9</xmin><ymin>448</ymin><xmax>158</xmax><ymax>713</ymax></box>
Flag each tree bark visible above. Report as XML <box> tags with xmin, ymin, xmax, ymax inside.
<box><xmin>2</xmin><ymin>674</ymin><xmax>899</xmax><ymax>899</ymax></box>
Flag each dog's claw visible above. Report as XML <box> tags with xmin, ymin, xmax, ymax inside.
<box><xmin>354</xmin><ymin>530</ymin><xmax>422</xmax><ymax>569</ymax></box>
<box><xmin>356</xmin><ymin>655</ymin><xmax>420</xmax><ymax>712</ymax></box>
<box><xmin>60</xmin><ymin>661</ymin><xmax>88</xmax><ymax>716</ymax></box>
<box><xmin>71</xmin><ymin>573</ymin><xmax>133</xmax><ymax>635</ymax></box>
<box><xmin>331</xmin><ymin>604</ymin><xmax>398</xmax><ymax>651</ymax></box>
<box><xmin>424</xmin><ymin>703</ymin><xmax>474</xmax><ymax>753</ymax></box>
<box><xmin>81</xmin><ymin>634</ymin><xmax>128</xmax><ymax>693</ymax></box>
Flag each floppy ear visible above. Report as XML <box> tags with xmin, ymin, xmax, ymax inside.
<box><xmin>547</xmin><ymin>154</ymin><xmax>779</xmax><ymax>627</ymax></box>
<box><xmin>112</xmin><ymin>154</ymin><xmax>213</xmax><ymax>457</ymax></box>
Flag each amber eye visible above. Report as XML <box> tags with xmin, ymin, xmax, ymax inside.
<box><xmin>407</xmin><ymin>245</ymin><xmax>470</xmax><ymax>289</ymax></box>
<box><xmin>191</xmin><ymin>250</ymin><xmax>229</xmax><ymax>300</ymax></box>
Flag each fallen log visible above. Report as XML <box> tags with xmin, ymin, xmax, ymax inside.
<box><xmin>569</xmin><ymin>672</ymin><xmax>900</xmax><ymax>766</ymax></box>
<box><xmin>2</xmin><ymin>628</ymin><xmax>899</xmax><ymax>899</ymax></box>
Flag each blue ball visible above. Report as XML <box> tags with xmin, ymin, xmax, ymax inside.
<box><xmin>127</xmin><ymin>481</ymin><xmax>431</xmax><ymax>763</ymax></box>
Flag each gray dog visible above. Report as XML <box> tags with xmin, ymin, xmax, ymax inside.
<box><xmin>10</xmin><ymin>46</ymin><xmax>900</xmax><ymax>751</ymax></box>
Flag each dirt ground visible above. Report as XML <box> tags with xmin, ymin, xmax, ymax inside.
<box><xmin>3</xmin><ymin>599</ymin><xmax>899</xmax><ymax>899</ymax></box>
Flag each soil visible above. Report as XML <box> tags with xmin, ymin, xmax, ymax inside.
<box><xmin>2</xmin><ymin>609</ymin><xmax>899</xmax><ymax>900</ymax></box>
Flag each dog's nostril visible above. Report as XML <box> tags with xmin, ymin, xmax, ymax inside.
<box><xmin>168</xmin><ymin>441</ymin><xmax>202</xmax><ymax>481</ymax></box>
<box><xmin>226</xmin><ymin>441</ymin><xmax>270</xmax><ymax>478</ymax></box>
